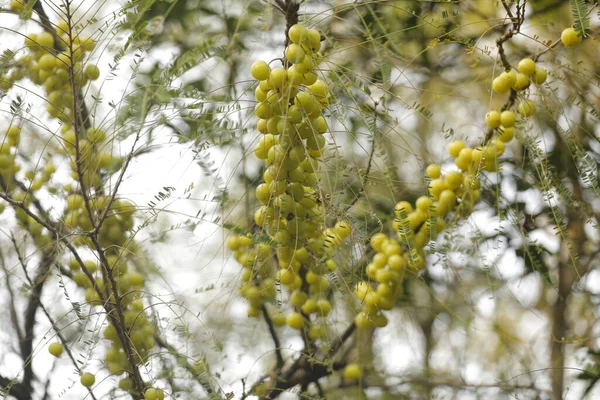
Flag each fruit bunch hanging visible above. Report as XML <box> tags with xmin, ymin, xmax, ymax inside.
<box><xmin>228</xmin><ymin>23</ymin><xmax>351</xmax><ymax>336</ymax></box>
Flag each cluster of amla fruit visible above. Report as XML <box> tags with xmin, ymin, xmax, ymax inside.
<box><xmin>7</xmin><ymin>23</ymin><xmax>99</xmax><ymax>119</ymax></box>
<box><xmin>62</xmin><ymin>193</ymin><xmax>154</xmax><ymax>390</ymax></box>
<box><xmin>352</xmin><ymin>149</ymin><xmax>488</xmax><ymax>329</ymax></box>
<box><xmin>3</xmin><ymin>24</ymin><xmax>114</xmax><ymax>188</ymax></box>
<box><xmin>228</xmin><ymin>23</ymin><xmax>351</xmax><ymax>336</ymax></box>
<box><xmin>68</xmin><ymin>250</ymin><xmax>157</xmax><ymax>389</ymax></box>
<box><xmin>0</xmin><ymin>125</ymin><xmax>24</xmax><ymax>195</ymax></box>
<box><xmin>53</xmin><ymin>254</ymin><xmax>159</xmax><ymax>398</ymax></box>
<box><xmin>353</xmin><ymin>116</ymin><xmax>519</xmax><ymax>328</ymax></box>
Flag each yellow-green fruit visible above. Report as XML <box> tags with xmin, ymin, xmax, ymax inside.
<box><xmin>517</xmin><ymin>58</ymin><xmax>536</xmax><ymax>76</ymax></box>
<box><xmin>288</xmin><ymin>24</ymin><xmax>307</xmax><ymax>44</ymax></box>
<box><xmin>48</xmin><ymin>342</ymin><xmax>64</xmax><ymax>357</ymax></box>
<box><xmin>85</xmin><ymin>65</ymin><xmax>100</xmax><ymax>80</ymax></box>
<box><xmin>285</xmin><ymin>44</ymin><xmax>305</xmax><ymax>64</ymax></box>
<box><xmin>500</xmin><ymin>110</ymin><xmax>515</xmax><ymax>127</ymax></box>
<box><xmin>317</xmin><ymin>299</ymin><xmax>332</xmax><ymax>316</ymax></box>
<box><xmin>499</xmin><ymin>127</ymin><xmax>514</xmax><ymax>143</ymax></box>
<box><xmin>561</xmin><ymin>27</ymin><xmax>582</xmax><ymax>47</ymax></box>
<box><xmin>518</xmin><ymin>100</ymin><xmax>536</xmax><ymax>118</ymax></box>
<box><xmin>532</xmin><ymin>68</ymin><xmax>547</xmax><ymax>84</ymax></box>
<box><xmin>448</xmin><ymin>140</ymin><xmax>466</xmax><ymax>158</ymax></box>
<box><xmin>485</xmin><ymin>111</ymin><xmax>501</xmax><ymax>128</ymax></box>
<box><xmin>286</xmin><ymin>312</ymin><xmax>304</xmax><ymax>330</ymax></box>
<box><xmin>118</xmin><ymin>378</ymin><xmax>133</xmax><ymax>391</ymax></box>
<box><xmin>425</xmin><ymin>163</ymin><xmax>441</xmax><ymax>179</ymax></box>
<box><xmin>37</xmin><ymin>31</ymin><xmax>55</xmax><ymax>49</ymax></box>
<box><xmin>38</xmin><ymin>54</ymin><xmax>57</xmax><ymax>70</ymax></box>
<box><xmin>290</xmin><ymin>291</ymin><xmax>308</xmax><ymax>307</ymax></box>
<box><xmin>144</xmin><ymin>388</ymin><xmax>165</xmax><ymax>400</ymax></box>
<box><xmin>355</xmin><ymin>312</ymin><xmax>372</xmax><ymax>329</ymax></box>
<box><xmin>344</xmin><ymin>363</ymin><xmax>363</xmax><ymax>380</ymax></box>
<box><xmin>306</xmin><ymin>29</ymin><xmax>321</xmax><ymax>52</ymax></box>
<box><xmin>80</xmin><ymin>372</ymin><xmax>95</xmax><ymax>387</ymax></box>
<box><xmin>512</xmin><ymin>73</ymin><xmax>530</xmax><ymax>91</ymax></box>
<box><xmin>251</xmin><ymin>60</ymin><xmax>271</xmax><ymax>81</ymax></box>
<box><xmin>492</xmin><ymin>74</ymin><xmax>511</xmax><ymax>94</ymax></box>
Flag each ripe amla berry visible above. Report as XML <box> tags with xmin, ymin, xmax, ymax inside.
<box><xmin>251</xmin><ymin>60</ymin><xmax>271</xmax><ymax>81</ymax></box>
<box><xmin>485</xmin><ymin>111</ymin><xmax>501</xmax><ymax>128</ymax></box>
<box><xmin>517</xmin><ymin>58</ymin><xmax>536</xmax><ymax>76</ymax></box>
<box><xmin>286</xmin><ymin>312</ymin><xmax>304</xmax><ymax>330</ymax></box>
<box><xmin>518</xmin><ymin>100</ymin><xmax>536</xmax><ymax>118</ymax></box>
<box><xmin>492</xmin><ymin>71</ymin><xmax>515</xmax><ymax>94</ymax></box>
<box><xmin>500</xmin><ymin>110</ymin><xmax>515</xmax><ymax>127</ymax></box>
<box><xmin>561</xmin><ymin>27</ymin><xmax>582</xmax><ymax>47</ymax></box>
<box><xmin>144</xmin><ymin>387</ymin><xmax>165</xmax><ymax>400</ymax></box>
<box><xmin>48</xmin><ymin>342</ymin><xmax>64</xmax><ymax>357</ymax></box>
<box><xmin>80</xmin><ymin>372</ymin><xmax>95</xmax><ymax>387</ymax></box>
<box><xmin>343</xmin><ymin>363</ymin><xmax>363</xmax><ymax>380</ymax></box>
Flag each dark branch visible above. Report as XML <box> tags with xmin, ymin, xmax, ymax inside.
<box><xmin>262</xmin><ymin>306</ymin><xmax>284</xmax><ymax>369</ymax></box>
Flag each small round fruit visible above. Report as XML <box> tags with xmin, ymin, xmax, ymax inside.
<box><xmin>344</xmin><ymin>363</ymin><xmax>363</xmax><ymax>380</ymax></box>
<box><xmin>80</xmin><ymin>372</ymin><xmax>95</xmax><ymax>387</ymax></box>
<box><xmin>144</xmin><ymin>388</ymin><xmax>165</xmax><ymax>400</ymax></box>
<box><xmin>285</xmin><ymin>44</ymin><xmax>305</xmax><ymax>64</ymax></box>
<box><xmin>251</xmin><ymin>60</ymin><xmax>271</xmax><ymax>81</ymax></box>
<box><xmin>485</xmin><ymin>111</ymin><xmax>501</xmax><ymax>128</ymax></box>
<box><xmin>518</xmin><ymin>100</ymin><xmax>536</xmax><ymax>118</ymax></box>
<box><xmin>448</xmin><ymin>140</ymin><xmax>466</xmax><ymax>158</ymax></box>
<box><xmin>532</xmin><ymin>68</ymin><xmax>547</xmax><ymax>85</ymax></box>
<box><xmin>499</xmin><ymin>127</ymin><xmax>514</xmax><ymax>143</ymax></box>
<box><xmin>288</xmin><ymin>24</ymin><xmax>307</xmax><ymax>44</ymax></box>
<box><xmin>492</xmin><ymin>74</ymin><xmax>511</xmax><ymax>94</ymax></box>
<box><xmin>512</xmin><ymin>73</ymin><xmax>530</xmax><ymax>91</ymax></box>
<box><xmin>561</xmin><ymin>27</ymin><xmax>582</xmax><ymax>47</ymax></box>
<box><xmin>500</xmin><ymin>110</ymin><xmax>515</xmax><ymax>127</ymax></box>
<box><xmin>286</xmin><ymin>312</ymin><xmax>304</xmax><ymax>330</ymax></box>
<box><xmin>425</xmin><ymin>163</ymin><xmax>441</xmax><ymax>179</ymax></box>
<box><xmin>84</xmin><ymin>65</ymin><xmax>100</xmax><ymax>80</ymax></box>
<box><xmin>48</xmin><ymin>343</ymin><xmax>64</xmax><ymax>357</ymax></box>
<box><xmin>517</xmin><ymin>58</ymin><xmax>536</xmax><ymax>76</ymax></box>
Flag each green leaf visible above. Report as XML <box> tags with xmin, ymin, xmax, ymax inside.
<box><xmin>570</xmin><ymin>0</ymin><xmax>590</xmax><ymax>34</ymax></box>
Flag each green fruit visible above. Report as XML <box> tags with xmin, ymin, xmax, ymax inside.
<box><xmin>288</xmin><ymin>24</ymin><xmax>307</xmax><ymax>44</ymax></box>
<box><xmin>286</xmin><ymin>312</ymin><xmax>304</xmax><ymax>330</ymax></box>
<box><xmin>317</xmin><ymin>299</ymin><xmax>332</xmax><ymax>316</ymax></box>
<box><xmin>518</xmin><ymin>100</ymin><xmax>536</xmax><ymax>118</ymax></box>
<box><xmin>498</xmin><ymin>127</ymin><xmax>514</xmax><ymax>143</ymax></box>
<box><xmin>85</xmin><ymin>64</ymin><xmax>100</xmax><ymax>80</ymax></box>
<box><xmin>561</xmin><ymin>27</ymin><xmax>582</xmax><ymax>47</ymax></box>
<box><xmin>37</xmin><ymin>32</ymin><xmax>55</xmax><ymax>49</ymax></box>
<box><xmin>532</xmin><ymin>68</ymin><xmax>547</xmax><ymax>84</ymax></box>
<box><xmin>118</xmin><ymin>378</ymin><xmax>133</xmax><ymax>391</ymax></box>
<box><xmin>425</xmin><ymin>163</ymin><xmax>441</xmax><ymax>179</ymax></box>
<box><xmin>48</xmin><ymin>342</ymin><xmax>64</xmax><ymax>357</ymax></box>
<box><xmin>80</xmin><ymin>372</ymin><xmax>95</xmax><ymax>387</ymax></box>
<box><xmin>38</xmin><ymin>54</ymin><xmax>57</xmax><ymax>70</ymax></box>
<box><xmin>306</xmin><ymin>29</ymin><xmax>321</xmax><ymax>52</ymax></box>
<box><xmin>290</xmin><ymin>291</ymin><xmax>308</xmax><ymax>307</ymax></box>
<box><xmin>517</xmin><ymin>58</ymin><xmax>536</xmax><ymax>76</ymax></box>
<box><xmin>512</xmin><ymin>73</ymin><xmax>530</xmax><ymax>91</ymax></box>
<box><xmin>285</xmin><ymin>44</ymin><xmax>306</xmax><ymax>64</ymax></box>
<box><xmin>344</xmin><ymin>363</ymin><xmax>363</xmax><ymax>380</ymax></box>
<box><xmin>448</xmin><ymin>140</ymin><xmax>465</xmax><ymax>158</ymax></box>
<box><xmin>268</xmin><ymin>67</ymin><xmax>287</xmax><ymax>90</ymax></box>
<box><xmin>485</xmin><ymin>111</ymin><xmax>501</xmax><ymax>128</ymax></box>
<box><xmin>492</xmin><ymin>74</ymin><xmax>511</xmax><ymax>94</ymax></box>
<box><xmin>144</xmin><ymin>388</ymin><xmax>165</xmax><ymax>400</ymax></box>
<box><xmin>500</xmin><ymin>110</ymin><xmax>516</xmax><ymax>127</ymax></box>
<box><xmin>251</xmin><ymin>60</ymin><xmax>271</xmax><ymax>81</ymax></box>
